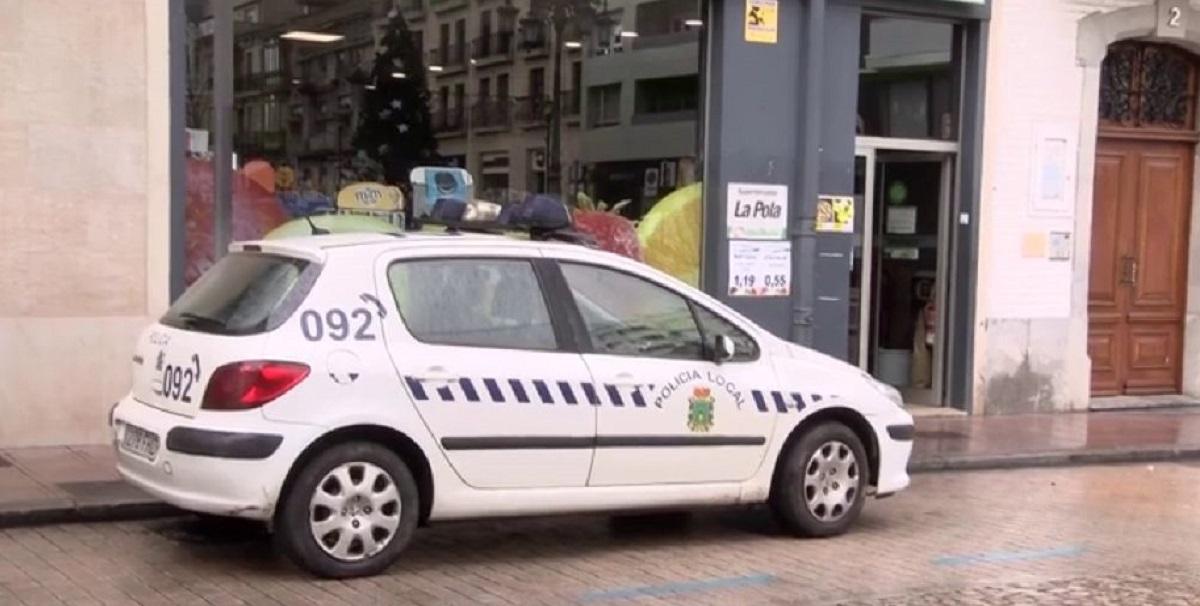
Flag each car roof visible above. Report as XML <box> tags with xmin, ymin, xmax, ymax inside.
<box><xmin>233</xmin><ymin>230</ymin><xmax>559</xmax><ymax>258</ymax></box>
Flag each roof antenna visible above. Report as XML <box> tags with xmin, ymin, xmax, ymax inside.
<box><xmin>305</xmin><ymin>215</ymin><xmax>330</xmax><ymax>236</ymax></box>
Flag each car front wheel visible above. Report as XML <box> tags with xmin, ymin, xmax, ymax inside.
<box><xmin>276</xmin><ymin>441</ymin><xmax>419</xmax><ymax>578</ymax></box>
<box><xmin>770</xmin><ymin>421</ymin><xmax>869</xmax><ymax>537</ymax></box>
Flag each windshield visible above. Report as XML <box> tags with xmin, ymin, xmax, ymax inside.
<box><xmin>161</xmin><ymin>252</ymin><xmax>316</xmax><ymax>336</ymax></box>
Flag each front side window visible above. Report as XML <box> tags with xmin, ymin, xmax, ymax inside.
<box><xmin>692</xmin><ymin>305</ymin><xmax>759</xmax><ymax>362</ymax></box>
<box><xmin>560</xmin><ymin>263</ymin><xmax>702</xmax><ymax>359</ymax></box>
<box><xmin>388</xmin><ymin>259</ymin><xmax>557</xmax><ymax>350</ymax></box>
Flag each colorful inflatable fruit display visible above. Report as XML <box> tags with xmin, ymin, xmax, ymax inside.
<box><xmin>638</xmin><ymin>182</ymin><xmax>702</xmax><ymax>287</ymax></box>
<box><xmin>572</xmin><ymin>193</ymin><xmax>643</xmax><ymax>261</ymax></box>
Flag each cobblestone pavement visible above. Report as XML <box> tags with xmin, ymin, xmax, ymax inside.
<box><xmin>3</xmin><ymin>463</ymin><xmax>1200</xmax><ymax>605</ymax></box>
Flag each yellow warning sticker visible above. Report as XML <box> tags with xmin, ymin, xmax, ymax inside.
<box><xmin>815</xmin><ymin>196</ymin><xmax>854</xmax><ymax>234</ymax></box>
<box><xmin>745</xmin><ymin>0</ymin><xmax>778</xmax><ymax>44</ymax></box>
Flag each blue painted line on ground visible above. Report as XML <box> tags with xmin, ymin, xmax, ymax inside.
<box><xmin>932</xmin><ymin>545</ymin><xmax>1086</xmax><ymax>567</ymax></box>
<box><xmin>580</xmin><ymin>573</ymin><xmax>776</xmax><ymax>603</ymax></box>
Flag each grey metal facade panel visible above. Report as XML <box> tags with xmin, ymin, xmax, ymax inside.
<box><xmin>580</xmin><ymin>121</ymin><xmax>698</xmax><ymax>164</ymax></box>
<box><xmin>169</xmin><ymin>0</ymin><xmax>187</xmax><ymax>301</ymax></box>
<box><xmin>701</xmin><ymin>0</ymin><xmax>988</xmax><ymax>408</ymax></box>
<box><xmin>701</xmin><ymin>0</ymin><xmax>806</xmax><ymax>340</ymax></box>
<box><xmin>947</xmin><ymin>18</ymin><xmax>988</xmax><ymax>411</ymax></box>
<box><xmin>810</xmin><ymin>1</ymin><xmax>862</xmax><ymax>360</ymax></box>
<box><xmin>581</xmin><ymin>44</ymin><xmax>700</xmax><ymax>88</ymax></box>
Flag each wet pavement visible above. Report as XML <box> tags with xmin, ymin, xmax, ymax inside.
<box><xmin>2</xmin><ymin>462</ymin><xmax>1200</xmax><ymax>605</ymax></box>
<box><xmin>911</xmin><ymin>407</ymin><xmax>1200</xmax><ymax>467</ymax></box>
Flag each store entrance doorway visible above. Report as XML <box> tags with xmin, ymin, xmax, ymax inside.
<box><xmin>851</xmin><ymin>139</ymin><xmax>957</xmax><ymax>407</ymax></box>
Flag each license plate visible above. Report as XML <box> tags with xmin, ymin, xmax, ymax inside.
<box><xmin>121</xmin><ymin>424</ymin><xmax>160</xmax><ymax>461</ymax></box>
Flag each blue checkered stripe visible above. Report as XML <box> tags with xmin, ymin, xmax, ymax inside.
<box><xmin>404</xmin><ymin>376</ymin><xmax>816</xmax><ymax>413</ymax></box>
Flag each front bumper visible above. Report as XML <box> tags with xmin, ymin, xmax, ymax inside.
<box><xmin>110</xmin><ymin>395</ymin><xmax>319</xmax><ymax>520</ymax></box>
<box><xmin>872</xmin><ymin>414</ymin><xmax>914</xmax><ymax>497</ymax></box>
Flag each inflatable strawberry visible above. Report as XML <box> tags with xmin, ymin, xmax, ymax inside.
<box><xmin>184</xmin><ymin>158</ymin><xmax>291</xmax><ymax>285</ymax></box>
<box><xmin>572</xmin><ymin>193</ymin><xmax>643</xmax><ymax>262</ymax></box>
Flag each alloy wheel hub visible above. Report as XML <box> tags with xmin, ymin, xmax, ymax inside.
<box><xmin>802</xmin><ymin>440</ymin><xmax>859</xmax><ymax>523</ymax></box>
<box><xmin>308</xmin><ymin>461</ymin><xmax>402</xmax><ymax>562</ymax></box>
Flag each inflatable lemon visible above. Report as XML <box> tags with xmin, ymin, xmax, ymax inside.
<box><xmin>638</xmin><ymin>182</ymin><xmax>702</xmax><ymax>287</ymax></box>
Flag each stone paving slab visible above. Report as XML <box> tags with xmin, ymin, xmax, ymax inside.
<box><xmin>3</xmin><ymin>406</ymin><xmax>1200</xmax><ymax>528</ymax></box>
<box><xmin>0</xmin><ymin>446</ymin><xmax>174</xmax><ymax>528</ymax></box>
<box><xmin>3</xmin><ymin>464</ymin><xmax>1200</xmax><ymax>604</ymax></box>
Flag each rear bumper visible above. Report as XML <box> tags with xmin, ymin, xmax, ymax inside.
<box><xmin>165</xmin><ymin>427</ymin><xmax>283</xmax><ymax>459</ymax></box>
<box><xmin>110</xmin><ymin>396</ymin><xmax>318</xmax><ymax>520</ymax></box>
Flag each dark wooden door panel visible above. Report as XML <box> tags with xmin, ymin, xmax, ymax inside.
<box><xmin>1089</xmin><ymin>138</ymin><xmax>1192</xmax><ymax>395</ymax></box>
<box><xmin>1124</xmin><ymin>324</ymin><xmax>1182</xmax><ymax>394</ymax></box>
<box><xmin>1088</xmin><ymin>326</ymin><xmax>1122</xmax><ymax>396</ymax></box>
<box><xmin>1131</xmin><ymin>151</ymin><xmax>1190</xmax><ymax>312</ymax></box>
<box><xmin>1088</xmin><ymin>152</ymin><xmax>1128</xmax><ymax>314</ymax></box>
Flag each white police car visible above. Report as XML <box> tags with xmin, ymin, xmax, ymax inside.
<box><xmin>111</xmin><ymin>230</ymin><xmax>913</xmax><ymax>578</ymax></box>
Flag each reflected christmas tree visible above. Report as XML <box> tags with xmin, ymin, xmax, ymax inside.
<box><xmin>352</xmin><ymin>8</ymin><xmax>438</xmax><ymax>223</ymax></box>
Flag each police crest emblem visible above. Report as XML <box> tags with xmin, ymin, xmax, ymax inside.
<box><xmin>687</xmin><ymin>386</ymin><xmax>715</xmax><ymax>432</ymax></box>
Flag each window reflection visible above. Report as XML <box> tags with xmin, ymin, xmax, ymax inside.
<box><xmin>185</xmin><ymin>0</ymin><xmax>705</xmax><ymax>289</ymax></box>
<box><xmin>858</xmin><ymin>16</ymin><xmax>960</xmax><ymax>141</ymax></box>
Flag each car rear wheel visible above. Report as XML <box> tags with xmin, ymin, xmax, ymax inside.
<box><xmin>770</xmin><ymin>421</ymin><xmax>868</xmax><ymax>538</ymax></box>
<box><xmin>276</xmin><ymin>441</ymin><xmax>419</xmax><ymax>578</ymax></box>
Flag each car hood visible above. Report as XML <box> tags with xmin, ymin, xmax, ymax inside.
<box><xmin>773</xmin><ymin>341</ymin><xmax>900</xmax><ymax>416</ymax></box>
<box><xmin>783</xmin><ymin>342</ymin><xmax>859</xmax><ymax>375</ymax></box>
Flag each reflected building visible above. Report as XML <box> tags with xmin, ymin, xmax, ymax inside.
<box><xmin>186</xmin><ymin>0</ymin><xmax>701</xmax><ymax>215</ymax></box>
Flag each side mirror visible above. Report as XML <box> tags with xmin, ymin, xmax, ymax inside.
<box><xmin>712</xmin><ymin>334</ymin><xmax>736</xmax><ymax>364</ymax></box>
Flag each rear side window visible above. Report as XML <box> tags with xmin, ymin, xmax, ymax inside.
<box><xmin>388</xmin><ymin>258</ymin><xmax>558</xmax><ymax>350</ymax></box>
<box><xmin>162</xmin><ymin>253</ymin><xmax>315</xmax><ymax>336</ymax></box>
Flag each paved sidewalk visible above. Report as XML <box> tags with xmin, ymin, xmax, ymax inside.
<box><xmin>0</xmin><ymin>446</ymin><xmax>171</xmax><ymax>526</ymax></box>
<box><xmin>910</xmin><ymin>406</ymin><xmax>1200</xmax><ymax>471</ymax></box>
<box><xmin>3</xmin><ymin>407</ymin><xmax>1200</xmax><ymax>527</ymax></box>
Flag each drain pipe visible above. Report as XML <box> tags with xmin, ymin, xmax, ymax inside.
<box><xmin>791</xmin><ymin>0</ymin><xmax>827</xmax><ymax>345</ymax></box>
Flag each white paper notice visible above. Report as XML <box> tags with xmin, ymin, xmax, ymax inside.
<box><xmin>727</xmin><ymin>183</ymin><xmax>788</xmax><ymax>239</ymax></box>
<box><xmin>886</xmin><ymin>206</ymin><xmax>917</xmax><ymax>234</ymax></box>
<box><xmin>728</xmin><ymin>240</ymin><xmax>791</xmax><ymax>297</ymax></box>
<box><xmin>1029</xmin><ymin>122</ymin><xmax>1075</xmax><ymax>217</ymax></box>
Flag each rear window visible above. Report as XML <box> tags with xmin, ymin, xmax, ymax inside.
<box><xmin>161</xmin><ymin>253</ymin><xmax>317</xmax><ymax>336</ymax></box>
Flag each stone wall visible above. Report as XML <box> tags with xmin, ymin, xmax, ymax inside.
<box><xmin>0</xmin><ymin>0</ymin><xmax>170</xmax><ymax>446</ymax></box>
<box><xmin>974</xmin><ymin>0</ymin><xmax>1200</xmax><ymax>414</ymax></box>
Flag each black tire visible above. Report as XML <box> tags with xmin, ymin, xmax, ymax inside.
<box><xmin>770</xmin><ymin>421</ymin><xmax>869</xmax><ymax>538</ymax></box>
<box><xmin>275</xmin><ymin>441</ymin><xmax>419</xmax><ymax>578</ymax></box>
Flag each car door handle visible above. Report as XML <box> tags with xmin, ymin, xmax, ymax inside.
<box><xmin>417</xmin><ymin>366</ymin><xmax>456</xmax><ymax>385</ymax></box>
<box><xmin>605</xmin><ymin>372</ymin><xmax>640</xmax><ymax>387</ymax></box>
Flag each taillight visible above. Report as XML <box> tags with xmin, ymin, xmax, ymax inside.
<box><xmin>201</xmin><ymin>361</ymin><xmax>310</xmax><ymax>411</ymax></box>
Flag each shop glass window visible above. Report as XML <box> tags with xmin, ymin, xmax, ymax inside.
<box><xmin>183</xmin><ymin>1</ymin><xmax>706</xmax><ymax>294</ymax></box>
<box><xmin>388</xmin><ymin>259</ymin><xmax>557</xmax><ymax>351</ymax></box>
<box><xmin>634</xmin><ymin>0</ymin><xmax>701</xmax><ymax>47</ymax></box>
<box><xmin>589</xmin><ymin>83</ymin><xmax>621</xmax><ymax>127</ymax></box>
<box><xmin>263</xmin><ymin>42</ymin><xmax>280</xmax><ymax>73</ymax></box>
<box><xmin>857</xmin><ymin>16</ymin><xmax>962</xmax><ymax>141</ymax></box>
<box><xmin>634</xmin><ymin>75</ymin><xmax>697</xmax><ymax>120</ymax></box>
<box><xmin>561</xmin><ymin>263</ymin><xmax>703</xmax><ymax>360</ymax></box>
